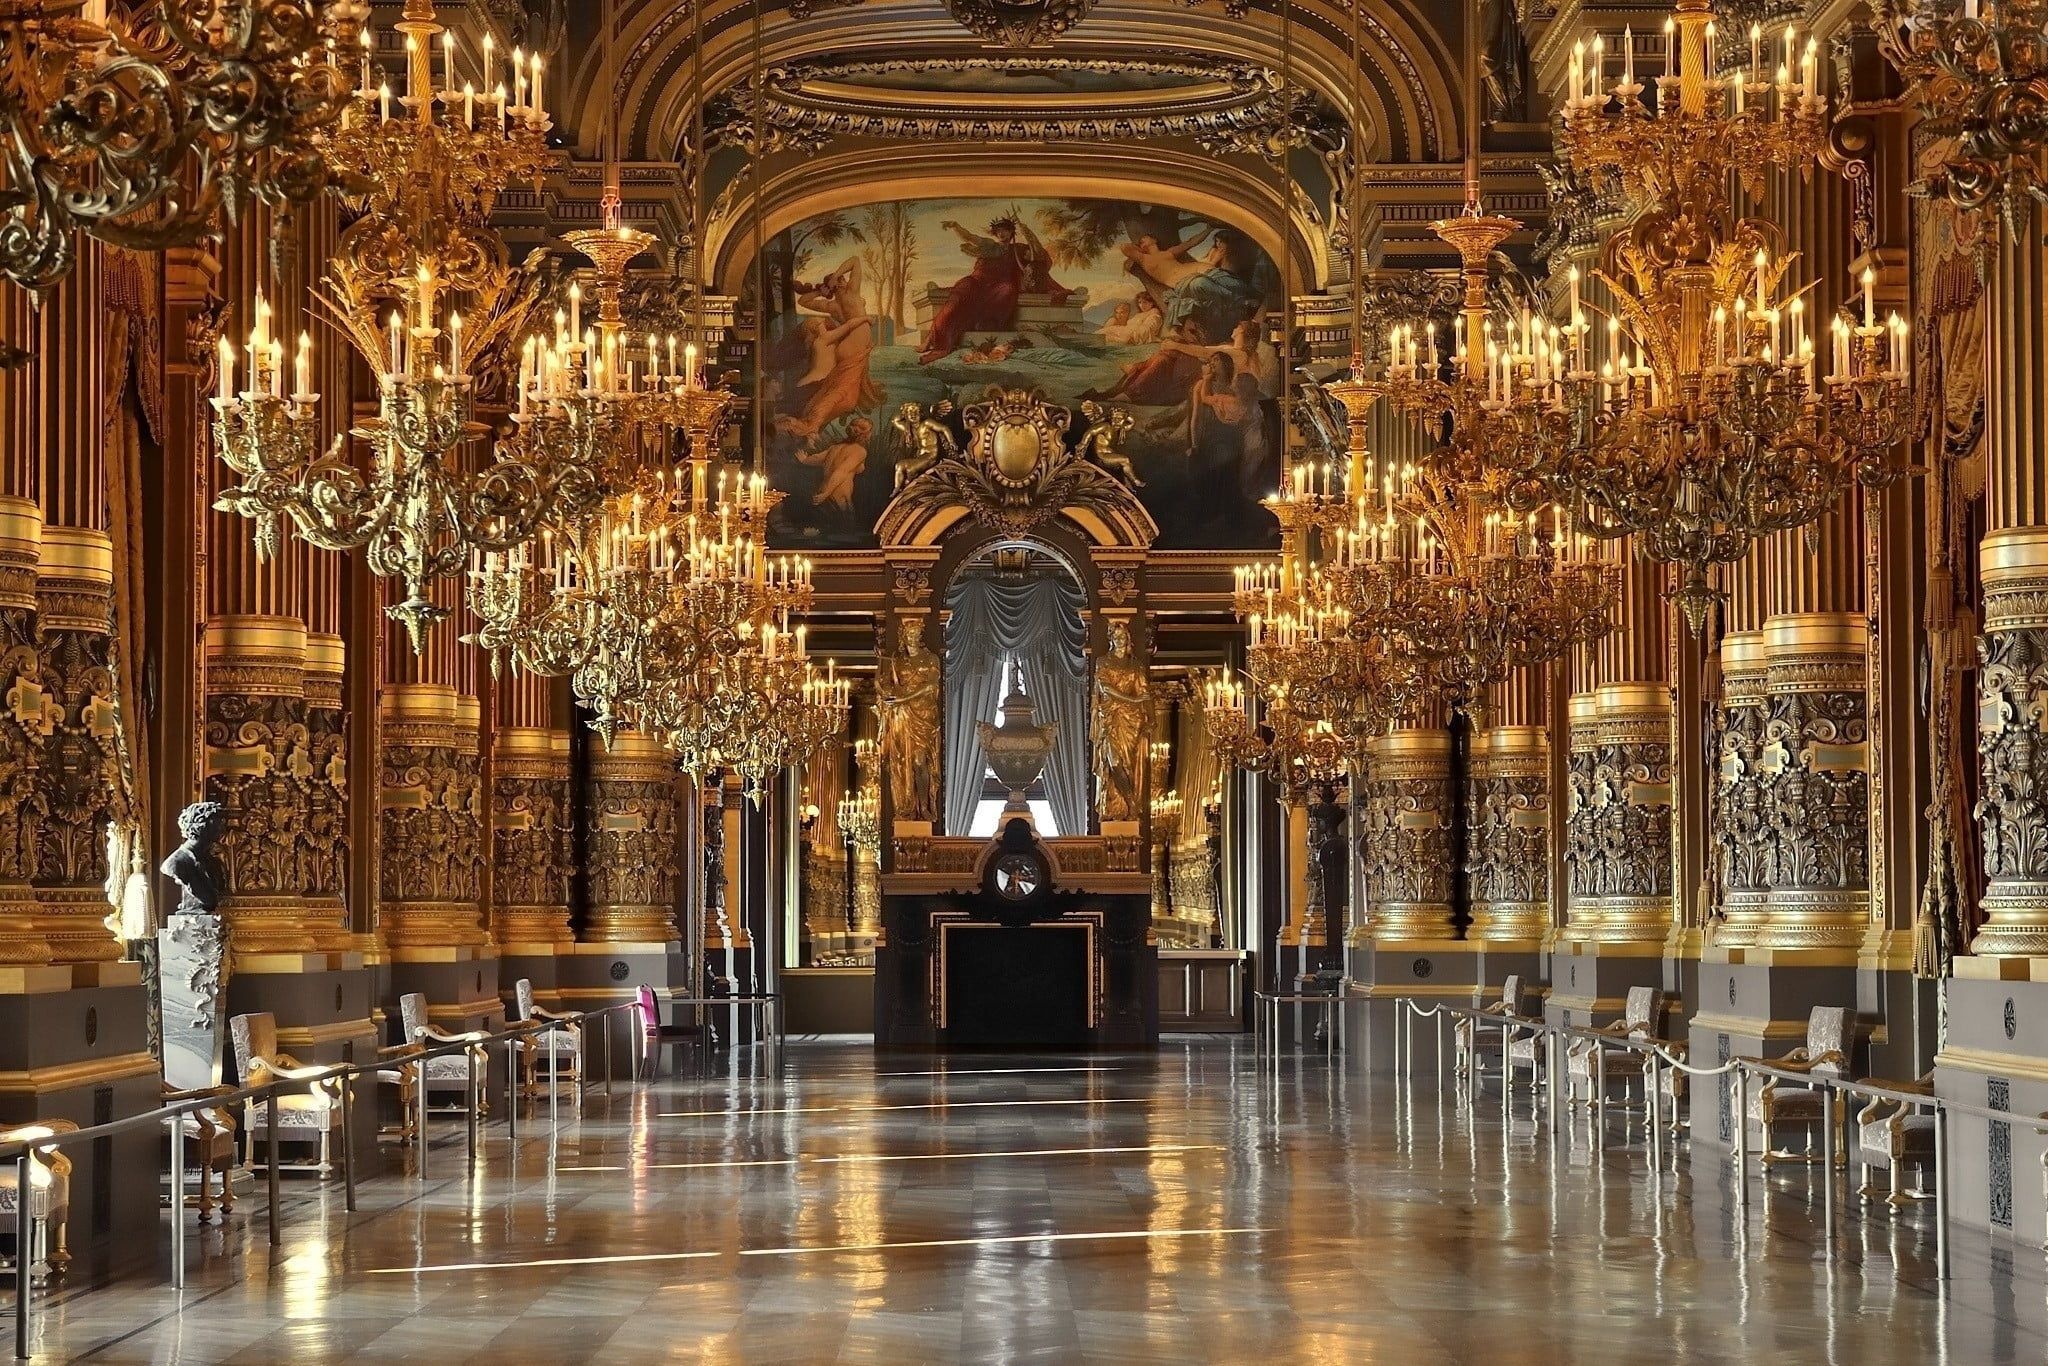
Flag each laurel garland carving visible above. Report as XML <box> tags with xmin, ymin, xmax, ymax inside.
<box><xmin>379</xmin><ymin>740</ymin><xmax>484</xmax><ymax>905</ymax></box>
<box><xmin>1975</xmin><ymin>626</ymin><xmax>2048</xmax><ymax>886</ymax></box>
<box><xmin>33</xmin><ymin>609</ymin><xmax>122</xmax><ymax>891</ymax></box>
<box><xmin>1760</xmin><ymin>688</ymin><xmax>1869</xmax><ymax>893</ymax></box>
<box><xmin>1357</xmin><ymin>769</ymin><xmax>1452</xmax><ymax>910</ymax></box>
<box><xmin>203</xmin><ymin>692</ymin><xmax>311</xmax><ymax>901</ymax></box>
<box><xmin>588</xmin><ymin>777</ymin><xmax>681</xmax><ymax>914</ymax></box>
<box><xmin>1467</xmin><ymin>769</ymin><xmax>1549</xmax><ymax>907</ymax></box>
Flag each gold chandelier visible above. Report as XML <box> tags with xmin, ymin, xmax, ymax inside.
<box><xmin>211</xmin><ymin>0</ymin><xmax>563</xmax><ymax>649</ymax></box>
<box><xmin>1874</xmin><ymin>0</ymin><xmax>2048</xmax><ymax>223</ymax></box>
<box><xmin>0</xmin><ymin>0</ymin><xmax>369</xmax><ymax>295</ymax></box>
<box><xmin>1361</xmin><ymin>204</ymin><xmax>1621</xmax><ymax>699</ymax></box>
<box><xmin>1529</xmin><ymin>0</ymin><xmax>1915</xmax><ymax>630</ymax></box>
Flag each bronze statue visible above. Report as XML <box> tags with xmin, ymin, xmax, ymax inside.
<box><xmin>1075</xmin><ymin>400</ymin><xmax>1143</xmax><ymax>486</ymax></box>
<box><xmin>1092</xmin><ymin>619</ymin><xmax>1151</xmax><ymax>823</ymax></box>
<box><xmin>890</xmin><ymin>399</ymin><xmax>961</xmax><ymax>491</ymax></box>
<box><xmin>160</xmin><ymin>801</ymin><xmax>227</xmax><ymax>916</ymax></box>
<box><xmin>875</xmin><ymin>616</ymin><xmax>942</xmax><ymax>823</ymax></box>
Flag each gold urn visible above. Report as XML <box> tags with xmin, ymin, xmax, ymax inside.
<box><xmin>977</xmin><ymin>670</ymin><xmax>1057</xmax><ymax>816</ymax></box>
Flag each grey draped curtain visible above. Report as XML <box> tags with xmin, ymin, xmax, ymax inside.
<box><xmin>942</xmin><ymin>571</ymin><xmax>1090</xmax><ymax>836</ymax></box>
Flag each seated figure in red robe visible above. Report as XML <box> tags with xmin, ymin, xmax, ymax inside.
<box><xmin>917</xmin><ymin>216</ymin><xmax>1070</xmax><ymax>364</ymax></box>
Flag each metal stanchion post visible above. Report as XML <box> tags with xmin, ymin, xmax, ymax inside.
<box><xmin>266</xmin><ymin>1110</ymin><xmax>282</xmax><ymax>1247</ymax></box>
<box><xmin>506</xmin><ymin>1039</ymin><xmax>520</xmax><ymax>1140</ymax></box>
<box><xmin>1593</xmin><ymin>1041</ymin><xmax>1606</xmax><ymax>1148</ymax></box>
<box><xmin>1648</xmin><ymin>1057</ymin><xmax>1662</xmax><ymax>1169</ymax></box>
<box><xmin>1819</xmin><ymin>1080</ymin><xmax>1836</xmax><ymax>1246</ymax></box>
<box><xmin>416</xmin><ymin>1067</ymin><xmax>429</xmax><ymax>1180</ymax></box>
<box><xmin>466</xmin><ymin>1048</ymin><xmax>479</xmax><ymax>1164</ymax></box>
<box><xmin>1733</xmin><ymin>1069</ymin><xmax>1749</xmax><ymax>1209</ymax></box>
<box><xmin>1933</xmin><ymin>1097</ymin><xmax>1949</xmax><ymax>1286</ymax></box>
<box><xmin>1501</xmin><ymin>1023</ymin><xmax>1511</xmax><ymax>1128</ymax></box>
<box><xmin>601</xmin><ymin>1013</ymin><xmax>613</xmax><ymax>1094</ymax></box>
<box><xmin>340</xmin><ymin>1074</ymin><xmax>357</xmax><ymax>1213</ymax></box>
<box><xmin>15</xmin><ymin>1151</ymin><xmax>31</xmax><ymax>1359</ymax></box>
<box><xmin>170</xmin><ymin>1119</ymin><xmax>186</xmax><ymax>1288</ymax></box>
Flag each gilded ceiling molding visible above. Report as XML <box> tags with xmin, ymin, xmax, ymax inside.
<box><xmin>703</xmin><ymin>145</ymin><xmax>1330</xmax><ymax>293</ymax></box>
<box><xmin>594</xmin><ymin>0</ymin><xmax>1457</xmax><ymax>167</ymax></box>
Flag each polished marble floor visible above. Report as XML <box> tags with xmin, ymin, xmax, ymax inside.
<box><xmin>27</xmin><ymin>1037</ymin><xmax>2045</xmax><ymax>1363</ymax></box>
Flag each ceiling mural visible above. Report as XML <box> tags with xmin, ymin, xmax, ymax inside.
<box><xmin>758</xmin><ymin>194</ymin><xmax>1285</xmax><ymax>551</ymax></box>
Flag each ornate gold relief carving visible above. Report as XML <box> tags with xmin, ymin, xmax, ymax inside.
<box><xmin>1972</xmin><ymin>530</ymin><xmax>2048</xmax><ymax>955</ymax></box>
<box><xmin>1711</xmin><ymin>632</ymin><xmax>1773</xmax><ymax>946</ymax></box>
<box><xmin>1358</xmin><ymin>730</ymin><xmax>1453</xmax><ymax>940</ymax></box>
<box><xmin>585</xmin><ymin>733</ymin><xmax>681</xmax><ymax>945</ymax></box>
<box><xmin>1466</xmin><ymin>726</ymin><xmax>1549</xmax><ymax>941</ymax></box>
<box><xmin>33</xmin><ymin>529</ymin><xmax>122</xmax><ymax>963</ymax></box>
<box><xmin>491</xmin><ymin>727</ymin><xmax>571</xmax><ymax>951</ymax></box>
<box><xmin>379</xmin><ymin>686</ymin><xmax>486</xmax><ymax>949</ymax></box>
<box><xmin>0</xmin><ymin>499</ymin><xmax>46</xmax><ymax>963</ymax></box>
<box><xmin>298</xmin><ymin>634</ymin><xmax>348</xmax><ymax>935</ymax></box>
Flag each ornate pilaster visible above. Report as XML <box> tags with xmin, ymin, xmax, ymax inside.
<box><xmin>1467</xmin><ymin>725</ymin><xmax>1549</xmax><ymax>941</ymax></box>
<box><xmin>1712</xmin><ymin>631</ymin><xmax>1773</xmax><ymax>946</ymax></box>
<box><xmin>489</xmin><ymin>727</ymin><xmax>571</xmax><ymax>952</ymax></box>
<box><xmin>1359</xmin><ymin>728</ymin><xmax>1454</xmax><ymax>940</ymax></box>
<box><xmin>1582</xmin><ymin>683</ymin><xmax>1674</xmax><ymax>943</ymax></box>
<box><xmin>378</xmin><ymin>685</ymin><xmax>486</xmax><ymax>949</ymax></box>
<box><xmin>0</xmin><ymin>500</ymin><xmax>47</xmax><ymax>965</ymax></box>
<box><xmin>1971</xmin><ymin>529</ymin><xmax>2048</xmax><ymax>955</ymax></box>
<box><xmin>32</xmin><ymin>528</ymin><xmax>123</xmax><ymax>963</ymax></box>
<box><xmin>585</xmin><ymin>731</ymin><xmax>682</xmax><ymax>945</ymax></box>
<box><xmin>299</xmin><ymin>635</ymin><xmax>349</xmax><ymax>941</ymax></box>
<box><xmin>1561</xmin><ymin>691</ymin><xmax>1601</xmax><ymax>939</ymax></box>
<box><xmin>203</xmin><ymin>616</ymin><xmax>327</xmax><ymax>953</ymax></box>
<box><xmin>1754</xmin><ymin>614</ymin><xmax>1870</xmax><ymax>948</ymax></box>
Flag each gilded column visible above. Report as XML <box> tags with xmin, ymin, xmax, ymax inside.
<box><xmin>1713</xmin><ymin>622</ymin><xmax>1772</xmax><ymax>945</ymax></box>
<box><xmin>1971</xmin><ymin>218</ymin><xmax>2048</xmax><ymax>955</ymax></box>
<box><xmin>489</xmin><ymin>672</ymin><xmax>571</xmax><ymax>954</ymax></box>
<box><xmin>1360</xmin><ymin>708</ymin><xmax>1454</xmax><ymax>941</ymax></box>
<box><xmin>1467</xmin><ymin>666</ymin><xmax>1550</xmax><ymax>942</ymax></box>
<box><xmin>1583</xmin><ymin>551</ymin><xmax>1674</xmax><ymax>943</ymax></box>
<box><xmin>378</xmin><ymin>679</ymin><xmax>486</xmax><ymax>950</ymax></box>
<box><xmin>583</xmin><ymin>730</ymin><xmax>682</xmax><ymax>945</ymax></box>
<box><xmin>300</xmin><ymin>630</ymin><xmax>349</xmax><ymax>941</ymax></box>
<box><xmin>0</xmin><ymin>484</ymin><xmax>45</xmax><ymax>965</ymax></box>
<box><xmin>29</xmin><ymin>249</ymin><xmax>124</xmax><ymax>964</ymax></box>
<box><xmin>1560</xmin><ymin>683</ymin><xmax>1601</xmax><ymax>940</ymax></box>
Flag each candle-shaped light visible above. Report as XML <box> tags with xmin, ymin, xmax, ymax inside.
<box><xmin>217</xmin><ymin>338</ymin><xmax>235</xmax><ymax>404</ymax></box>
<box><xmin>294</xmin><ymin>331</ymin><xmax>311</xmax><ymax>400</ymax></box>
<box><xmin>1862</xmin><ymin>266</ymin><xmax>1876</xmax><ymax>328</ymax></box>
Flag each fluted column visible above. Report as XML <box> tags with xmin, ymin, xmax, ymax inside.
<box><xmin>1971</xmin><ymin>220</ymin><xmax>2048</xmax><ymax>956</ymax></box>
<box><xmin>1360</xmin><ymin>704</ymin><xmax>1454</xmax><ymax>942</ymax></box>
<box><xmin>1467</xmin><ymin>666</ymin><xmax>1550</xmax><ymax>942</ymax></box>
<box><xmin>583</xmin><ymin>731</ymin><xmax>682</xmax><ymax>945</ymax></box>
<box><xmin>489</xmin><ymin>672</ymin><xmax>571</xmax><ymax>953</ymax></box>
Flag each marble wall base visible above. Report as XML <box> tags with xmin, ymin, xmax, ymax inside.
<box><xmin>1546</xmin><ymin>943</ymin><xmax>1672</xmax><ymax>1031</ymax></box>
<box><xmin>1343</xmin><ymin>942</ymin><xmax>1480</xmax><ymax>1075</ymax></box>
<box><xmin>1933</xmin><ymin>973</ymin><xmax>2048</xmax><ymax>1237</ymax></box>
<box><xmin>1861</xmin><ymin>967</ymin><xmax>1939</xmax><ymax>1082</ymax></box>
<box><xmin>0</xmin><ymin>977</ymin><xmax>159</xmax><ymax>1260</ymax></box>
<box><xmin>1685</xmin><ymin>953</ymin><xmax>1858</xmax><ymax>1154</ymax></box>
<box><xmin>387</xmin><ymin>950</ymin><xmax>505</xmax><ymax>1038</ymax></box>
<box><xmin>498</xmin><ymin>953</ymin><xmax>565</xmax><ymax>1013</ymax></box>
<box><xmin>1469</xmin><ymin>945</ymin><xmax>1546</xmax><ymax>1005</ymax></box>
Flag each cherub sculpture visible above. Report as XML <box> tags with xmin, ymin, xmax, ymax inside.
<box><xmin>1075</xmin><ymin>400</ymin><xmax>1144</xmax><ymax>486</ymax></box>
<box><xmin>160</xmin><ymin>802</ymin><xmax>227</xmax><ymax>917</ymax></box>
<box><xmin>890</xmin><ymin>399</ymin><xmax>961</xmax><ymax>491</ymax></box>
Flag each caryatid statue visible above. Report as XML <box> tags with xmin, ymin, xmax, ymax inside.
<box><xmin>875</xmin><ymin>616</ymin><xmax>943</xmax><ymax>823</ymax></box>
<box><xmin>1093</xmin><ymin>619</ymin><xmax>1151</xmax><ymax>823</ymax></box>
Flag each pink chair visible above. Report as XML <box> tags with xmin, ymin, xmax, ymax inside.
<box><xmin>635</xmin><ymin>986</ymin><xmax>703</xmax><ymax>1079</ymax></box>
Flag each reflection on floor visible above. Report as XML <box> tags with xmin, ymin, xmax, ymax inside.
<box><xmin>31</xmin><ymin>1039</ymin><xmax>2044</xmax><ymax>1362</ymax></box>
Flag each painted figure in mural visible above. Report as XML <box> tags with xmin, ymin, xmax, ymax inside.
<box><xmin>1093</xmin><ymin>620</ymin><xmax>1151</xmax><ymax>823</ymax></box>
<box><xmin>918</xmin><ymin>216</ymin><xmax>1071</xmax><ymax>364</ymax></box>
<box><xmin>1075</xmin><ymin>401</ymin><xmax>1143</xmax><ymax>486</ymax></box>
<box><xmin>160</xmin><ymin>801</ymin><xmax>227</xmax><ymax>917</ymax></box>
<box><xmin>1120</xmin><ymin>226</ymin><xmax>1272</xmax><ymax>343</ymax></box>
<box><xmin>795</xmin><ymin>417</ymin><xmax>874</xmax><ymax>511</ymax></box>
<box><xmin>774</xmin><ymin>257</ymin><xmax>881</xmax><ymax>438</ymax></box>
<box><xmin>876</xmin><ymin>617</ymin><xmax>943</xmax><ymax>823</ymax></box>
<box><xmin>1097</xmin><ymin>295</ymin><xmax>1164</xmax><ymax>346</ymax></box>
<box><xmin>890</xmin><ymin>399</ymin><xmax>961</xmax><ymax>490</ymax></box>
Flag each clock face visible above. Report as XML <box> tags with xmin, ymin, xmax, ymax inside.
<box><xmin>993</xmin><ymin>852</ymin><xmax>1044</xmax><ymax>901</ymax></box>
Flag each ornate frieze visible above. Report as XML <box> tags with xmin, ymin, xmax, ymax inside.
<box><xmin>490</xmin><ymin>726</ymin><xmax>572</xmax><ymax>951</ymax></box>
<box><xmin>1973</xmin><ymin>528</ymin><xmax>2048</xmax><ymax>955</ymax></box>
<box><xmin>1711</xmin><ymin>632</ymin><xmax>1773</xmax><ymax>945</ymax></box>
<box><xmin>584</xmin><ymin>731</ymin><xmax>682</xmax><ymax>945</ymax></box>
<box><xmin>1358</xmin><ymin>729</ymin><xmax>1454</xmax><ymax>940</ymax></box>
<box><xmin>1754</xmin><ymin>615</ymin><xmax>1870</xmax><ymax>949</ymax></box>
<box><xmin>1466</xmin><ymin>725</ymin><xmax>1550</xmax><ymax>942</ymax></box>
<box><xmin>202</xmin><ymin>616</ymin><xmax>322</xmax><ymax>953</ymax></box>
<box><xmin>1573</xmin><ymin>684</ymin><xmax>1674</xmax><ymax>943</ymax></box>
<box><xmin>33</xmin><ymin>527</ymin><xmax>123</xmax><ymax>963</ymax></box>
<box><xmin>378</xmin><ymin>685</ymin><xmax>486</xmax><ymax>949</ymax></box>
